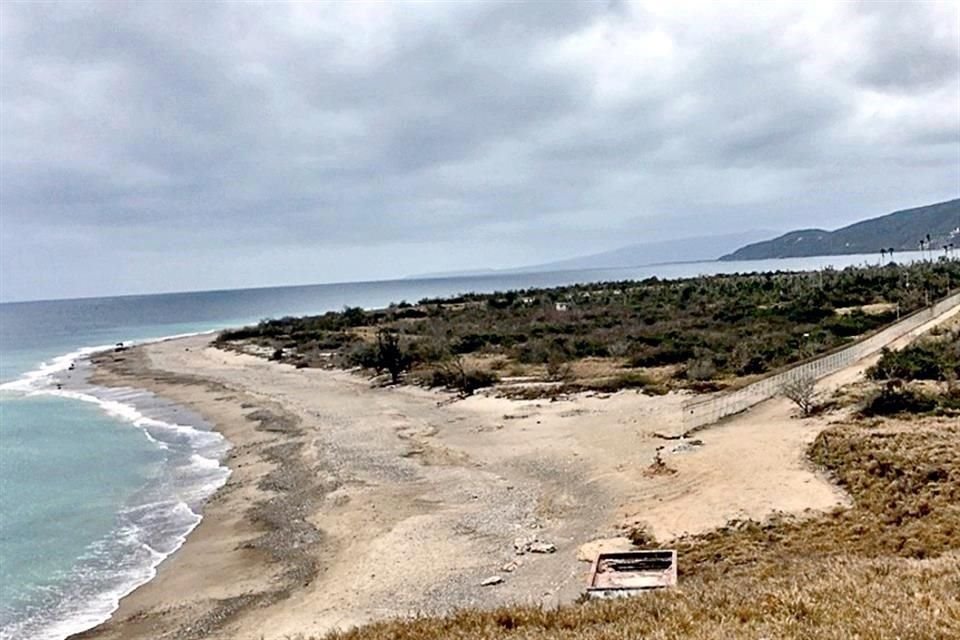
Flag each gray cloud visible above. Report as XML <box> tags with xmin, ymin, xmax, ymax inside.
<box><xmin>1</xmin><ymin>0</ymin><xmax>958</xmax><ymax>300</ymax></box>
<box><xmin>852</xmin><ymin>1</ymin><xmax>960</xmax><ymax>91</ymax></box>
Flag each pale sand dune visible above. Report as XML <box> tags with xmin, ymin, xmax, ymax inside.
<box><xmin>76</xmin><ymin>301</ymin><xmax>958</xmax><ymax>640</ymax></box>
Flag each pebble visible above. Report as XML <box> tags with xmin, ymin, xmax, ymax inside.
<box><xmin>514</xmin><ymin>536</ymin><xmax>556</xmax><ymax>554</ymax></box>
<box><xmin>480</xmin><ymin>575</ymin><xmax>504</xmax><ymax>586</ymax></box>
<box><xmin>501</xmin><ymin>560</ymin><xmax>522</xmax><ymax>572</ymax></box>
<box><xmin>529</xmin><ymin>541</ymin><xmax>557</xmax><ymax>554</ymax></box>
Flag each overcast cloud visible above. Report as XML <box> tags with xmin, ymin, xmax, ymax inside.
<box><xmin>1</xmin><ymin>0</ymin><xmax>958</xmax><ymax>301</ymax></box>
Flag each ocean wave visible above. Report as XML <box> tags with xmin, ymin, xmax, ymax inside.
<box><xmin>0</xmin><ymin>496</ymin><xmax>205</xmax><ymax>640</ymax></box>
<box><xmin>0</xmin><ymin>332</ymin><xmax>230</xmax><ymax>640</ymax></box>
<box><xmin>0</xmin><ymin>345</ymin><xmax>114</xmax><ymax>393</ymax></box>
<box><xmin>0</xmin><ymin>329</ymin><xmax>214</xmax><ymax>394</ymax></box>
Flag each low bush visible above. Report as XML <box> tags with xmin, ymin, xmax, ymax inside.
<box><xmin>685</xmin><ymin>358</ymin><xmax>717</xmax><ymax>381</ymax></box>
<box><xmin>868</xmin><ymin>338</ymin><xmax>959</xmax><ymax>382</ymax></box>
<box><xmin>427</xmin><ymin>360</ymin><xmax>500</xmax><ymax>396</ymax></box>
<box><xmin>861</xmin><ymin>381</ymin><xmax>937</xmax><ymax>416</ymax></box>
<box><xmin>570</xmin><ymin>372</ymin><xmax>661</xmax><ymax>394</ymax></box>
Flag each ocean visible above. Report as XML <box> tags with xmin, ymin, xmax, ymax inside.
<box><xmin>0</xmin><ymin>252</ymin><xmax>913</xmax><ymax>639</ymax></box>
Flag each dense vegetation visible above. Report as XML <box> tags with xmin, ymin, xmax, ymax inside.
<box><xmin>868</xmin><ymin>330</ymin><xmax>959</xmax><ymax>382</ymax></box>
<box><xmin>861</xmin><ymin>323</ymin><xmax>960</xmax><ymax>416</ymax></box>
<box><xmin>217</xmin><ymin>261</ymin><xmax>960</xmax><ymax>394</ymax></box>
<box><xmin>722</xmin><ymin>197</ymin><xmax>960</xmax><ymax>260</ymax></box>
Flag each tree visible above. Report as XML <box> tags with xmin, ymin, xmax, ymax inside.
<box><xmin>341</xmin><ymin>306</ymin><xmax>367</xmax><ymax>327</ymax></box>
<box><xmin>377</xmin><ymin>329</ymin><xmax>414</xmax><ymax>384</ymax></box>
<box><xmin>431</xmin><ymin>356</ymin><xmax>499</xmax><ymax>396</ymax></box>
<box><xmin>781</xmin><ymin>374</ymin><xmax>818</xmax><ymax>416</ymax></box>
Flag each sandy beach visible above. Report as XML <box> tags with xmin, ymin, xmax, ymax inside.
<box><xmin>68</xmin><ymin>328</ymin><xmax>881</xmax><ymax>640</ymax></box>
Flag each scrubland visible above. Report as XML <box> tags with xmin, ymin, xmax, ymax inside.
<box><xmin>219</xmin><ymin>263</ymin><xmax>960</xmax><ymax>397</ymax></box>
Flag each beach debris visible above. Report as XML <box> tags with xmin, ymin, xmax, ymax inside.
<box><xmin>501</xmin><ymin>559</ymin><xmax>523</xmax><ymax>573</ymax></box>
<box><xmin>652</xmin><ymin>431</ymin><xmax>685</xmax><ymax>441</ymax></box>
<box><xmin>514</xmin><ymin>535</ymin><xmax>535</xmax><ymax>554</ymax></box>
<box><xmin>576</xmin><ymin>537</ymin><xmax>634</xmax><ymax>563</ymax></box>
<box><xmin>670</xmin><ymin>438</ymin><xmax>704</xmax><ymax>454</ymax></box>
<box><xmin>586</xmin><ymin>550</ymin><xmax>678</xmax><ymax>599</ymax></box>
<box><xmin>480</xmin><ymin>575</ymin><xmax>504</xmax><ymax>586</ymax></box>
<box><xmin>513</xmin><ymin>536</ymin><xmax>556</xmax><ymax>555</ymax></box>
<box><xmin>513</xmin><ymin>535</ymin><xmax>536</xmax><ymax>554</ymax></box>
<box><xmin>644</xmin><ymin>447</ymin><xmax>677</xmax><ymax>477</ymax></box>
<box><xmin>529</xmin><ymin>541</ymin><xmax>557</xmax><ymax>554</ymax></box>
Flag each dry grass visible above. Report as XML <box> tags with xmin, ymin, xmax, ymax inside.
<box><xmin>835</xmin><ymin>302</ymin><xmax>899</xmax><ymax>316</ymax></box>
<box><xmin>313</xmin><ymin>556</ymin><xmax>960</xmax><ymax>639</ymax></box>
<box><xmin>306</xmin><ymin>417</ymin><xmax>960</xmax><ymax>640</ymax></box>
<box><xmin>676</xmin><ymin>419</ymin><xmax>960</xmax><ymax>568</ymax></box>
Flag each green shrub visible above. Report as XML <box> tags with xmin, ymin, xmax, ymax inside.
<box><xmin>215</xmin><ymin>262</ymin><xmax>960</xmax><ymax>387</ymax></box>
<box><xmin>861</xmin><ymin>382</ymin><xmax>937</xmax><ymax>416</ymax></box>
<box><xmin>428</xmin><ymin>362</ymin><xmax>499</xmax><ymax>395</ymax></box>
<box><xmin>824</xmin><ymin>311</ymin><xmax>889</xmax><ymax>338</ymax></box>
<box><xmin>574</xmin><ymin>371</ymin><xmax>659</xmax><ymax>394</ymax></box>
<box><xmin>686</xmin><ymin>358</ymin><xmax>717</xmax><ymax>381</ymax></box>
<box><xmin>868</xmin><ymin>343</ymin><xmax>955</xmax><ymax>381</ymax></box>
<box><xmin>346</xmin><ymin>342</ymin><xmax>379</xmax><ymax>370</ymax></box>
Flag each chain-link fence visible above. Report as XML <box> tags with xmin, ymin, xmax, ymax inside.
<box><xmin>681</xmin><ymin>291</ymin><xmax>960</xmax><ymax>432</ymax></box>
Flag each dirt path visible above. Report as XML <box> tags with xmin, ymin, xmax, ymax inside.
<box><xmin>619</xmin><ymin>298</ymin><xmax>960</xmax><ymax>541</ymax></box>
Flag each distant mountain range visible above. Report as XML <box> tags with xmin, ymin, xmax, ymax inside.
<box><xmin>721</xmin><ymin>199</ymin><xmax>960</xmax><ymax>261</ymax></box>
<box><xmin>413</xmin><ymin>198</ymin><xmax>960</xmax><ymax>280</ymax></box>
<box><xmin>513</xmin><ymin>230</ymin><xmax>775</xmax><ymax>272</ymax></box>
<box><xmin>412</xmin><ymin>230</ymin><xmax>775</xmax><ymax>279</ymax></box>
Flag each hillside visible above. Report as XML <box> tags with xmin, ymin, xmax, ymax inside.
<box><xmin>721</xmin><ymin>199</ymin><xmax>960</xmax><ymax>261</ymax></box>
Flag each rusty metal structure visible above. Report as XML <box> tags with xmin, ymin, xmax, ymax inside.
<box><xmin>586</xmin><ymin>550</ymin><xmax>678</xmax><ymax>598</ymax></box>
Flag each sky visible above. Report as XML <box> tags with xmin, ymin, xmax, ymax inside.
<box><xmin>1</xmin><ymin>0</ymin><xmax>958</xmax><ymax>302</ymax></box>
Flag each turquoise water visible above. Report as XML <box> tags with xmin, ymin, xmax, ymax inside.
<box><xmin>0</xmin><ymin>398</ymin><xmax>167</xmax><ymax>638</ymax></box>
<box><xmin>0</xmin><ymin>253</ymin><xmax>915</xmax><ymax>639</ymax></box>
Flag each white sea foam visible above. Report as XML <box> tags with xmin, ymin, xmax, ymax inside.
<box><xmin>0</xmin><ymin>345</ymin><xmax>113</xmax><ymax>393</ymax></box>
<box><xmin>0</xmin><ymin>329</ymin><xmax>213</xmax><ymax>395</ymax></box>
<box><xmin>0</xmin><ymin>330</ymin><xmax>230</xmax><ymax>640</ymax></box>
<box><xmin>4</xmin><ymin>499</ymin><xmax>205</xmax><ymax>640</ymax></box>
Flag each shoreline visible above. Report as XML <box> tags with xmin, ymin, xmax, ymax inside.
<box><xmin>0</xmin><ymin>337</ymin><xmax>232</xmax><ymax>640</ymax></box>
<box><xmin>72</xmin><ymin>335</ymin><xmax>615</xmax><ymax>638</ymax></box>
<box><xmin>72</xmin><ymin>338</ymin><xmax>324</xmax><ymax>639</ymax></box>
<box><xmin>70</xmin><ymin>333</ymin><xmax>854</xmax><ymax>640</ymax></box>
